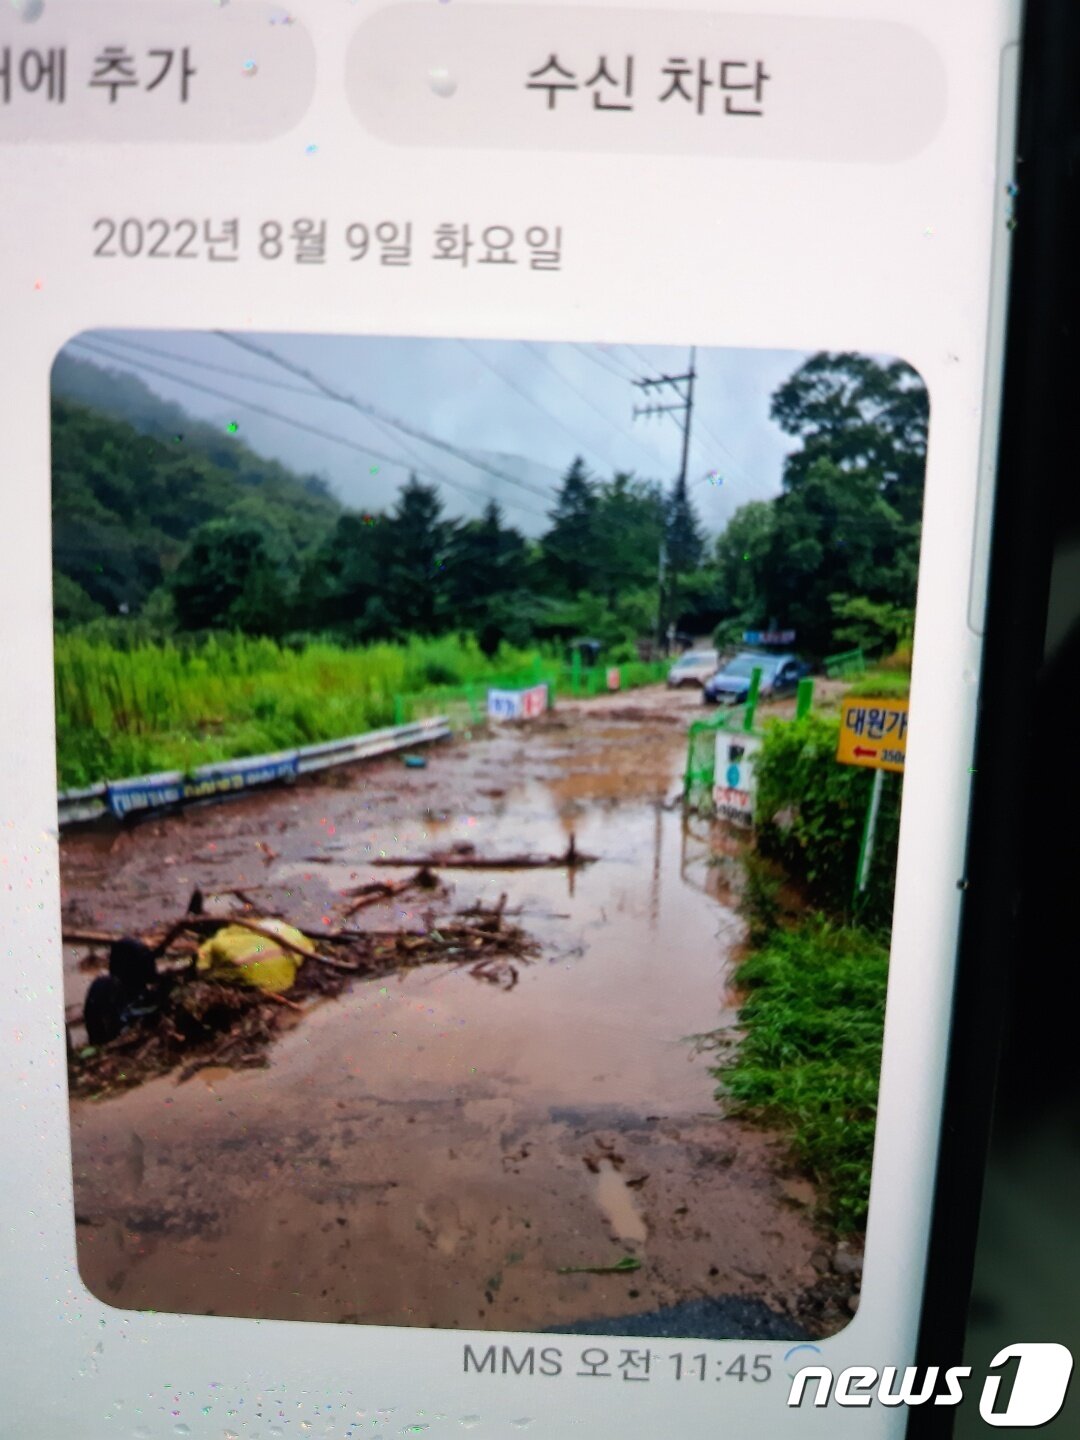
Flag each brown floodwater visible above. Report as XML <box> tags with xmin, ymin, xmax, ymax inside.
<box><xmin>64</xmin><ymin>688</ymin><xmax>840</xmax><ymax>1336</ymax></box>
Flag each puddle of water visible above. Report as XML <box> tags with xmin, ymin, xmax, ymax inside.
<box><xmin>259</xmin><ymin>787</ymin><xmax>741</xmax><ymax>1116</ymax></box>
<box><xmin>594</xmin><ymin>1159</ymin><xmax>648</xmax><ymax>1244</ymax></box>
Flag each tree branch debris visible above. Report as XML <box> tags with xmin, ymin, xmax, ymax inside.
<box><xmin>66</xmin><ymin>883</ymin><xmax>540</xmax><ymax>1099</ymax></box>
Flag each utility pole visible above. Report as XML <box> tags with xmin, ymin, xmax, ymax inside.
<box><xmin>632</xmin><ymin>347</ymin><xmax>696</xmax><ymax>655</ymax></box>
<box><xmin>654</xmin><ymin>535</ymin><xmax>667</xmax><ymax>655</ymax></box>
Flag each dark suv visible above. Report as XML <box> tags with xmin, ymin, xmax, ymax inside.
<box><xmin>703</xmin><ymin>652</ymin><xmax>810</xmax><ymax>705</ymax></box>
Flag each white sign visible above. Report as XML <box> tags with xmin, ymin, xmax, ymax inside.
<box><xmin>713</xmin><ymin>731</ymin><xmax>761</xmax><ymax>824</ymax></box>
<box><xmin>487</xmin><ymin>682</ymin><xmax>549</xmax><ymax>721</ymax></box>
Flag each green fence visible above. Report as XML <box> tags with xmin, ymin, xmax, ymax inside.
<box><xmin>391</xmin><ymin>658</ymin><xmax>670</xmax><ymax>731</ymax></box>
<box><xmin>392</xmin><ymin>662</ymin><xmax>543</xmax><ymax>729</ymax></box>
<box><xmin>685</xmin><ymin>712</ymin><xmax>731</xmax><ymax>813</ymax></box>
<box><xmin>823</xmin><ymin>647</ymin><xmax>867</xmax><ymax>679</ymax></box>
<box><xmin>684</xmin><ymin>706</ymin><xmax>761</xmax><ymax>813</ymax></box>
<box><xmin>684</xmin><ymin>673</ymin><xmax>814</xmax><ymax>815</ymax></box>
<box><xmin>550</xmin><ymin>658</ymin><xmax>669</xmax><ymax>698</ymax></box>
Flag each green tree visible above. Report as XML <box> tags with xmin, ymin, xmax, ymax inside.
<box><xmin>704</xmin><ymin>351</ymin><xmax>929</xmax><ymax>655</ymax></box>
<box><xmin>770</xmin><ymin>351</ymin><xmax>928</xmax><ymax>525</ymax></box>
<box><xmin>713</xmin><ymin>500</ymin><xmax>776</xmax><ymax>629</ymax></box>
<box><xmin>297</xmin><ymin>512</ymin><xmax>387</xmax><ymax>637</ymax></box>
<box><xmin>543</xmin><ymin>457</ymin><xmax>597</xmax><ymax>595</ymax></box>
<box><xmin>50</xmin><ymin>379</ymin><xmax>340</xmax><ymax>623</ymax></box>
<box><xmin>665</xmin><ymin>473</ymin><xmax>704</xmax><ymax>576</ymax></box>
<box><xmin>660</xmin><ymin>473</ymin><xmax>705</xmax><ymax>640</ymax></box>
<box><xmin>169</xmin><ymin>519</ymin><xmax>288</xmax><ymax>635</ymax></box>
<box><xmin>762</xmin><ymin>457</ymin><xmax>911</xmax><ymax>654</ymax></box>
<box><xmin>593</xmin><ymin>472</ymin><xmax>664</xmax><ymax>602</ymax></box>
<box><xmin>446</xmin><ymin>501</ymin><xmax>529</xmax><ymax>654</ymax></box>
<box><xmin>53</xmin><ymin>573</ymin><xmax>105</xmax><ymax>627</ymax></box>
<box><xmin>381</xmin><ymin>475</ymin><xmax>451</xmax><ymax>635</ymax></box>
<box><xmin>829</xmin><ymin>595</ymin><xmax>914</xmax><ymax>656</ymax></box>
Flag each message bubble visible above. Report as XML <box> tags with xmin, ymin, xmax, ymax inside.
<box><xmin>0</xmin><ymin>0</ymin><xmax>314</xmax><ymax>143</ymax></box>
<box><xmin>346</xmin><ymin>5</ymin><xmax>947</xmax><ymax>163</ymax></box>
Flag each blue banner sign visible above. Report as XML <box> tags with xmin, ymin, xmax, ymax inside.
<box><xmin>106</xmin><ymin>774</ymin><xmax>185</xmax><ymax>819</ymax></box>
<box><xmin>487</xmin><ymin>684</ymin><xmax>549</xmax><ymax>721</ymax></box>
<box><xmin>183</xmin><ymin>753</ymin><xmax>299</xmax><ymax>801</ymax></box>
<box><xmin>743</xmin><ymin>629</ymin><xmax>796</xmax><ymax>646</ymax></box>
<box><xmin>105</xmin><ymin>754</ymin><xmax>300</xmax><ymax>819</ymax></box>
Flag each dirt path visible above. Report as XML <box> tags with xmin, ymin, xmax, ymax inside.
<box><xmin>65</xmin><ymin>685</ymin><xmax>849</xmax><ymax>1337</ymax></box>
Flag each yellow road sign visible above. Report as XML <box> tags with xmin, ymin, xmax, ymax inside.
<box><xmin>836</xmin><ymin>697</ymin><xmax>908</xmax><ymax>773</ymax></box>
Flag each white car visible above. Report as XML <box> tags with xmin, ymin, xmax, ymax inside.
<box><xmin>666</xmin><ymin>649</ymin><xmax>720</xmax><ymax>688</ymax></box>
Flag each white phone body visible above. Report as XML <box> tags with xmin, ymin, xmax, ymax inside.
<box><xmin>0</xmin><ymin>2</ymin><xmax>1021</xmax><ymax>1436</ymax></box>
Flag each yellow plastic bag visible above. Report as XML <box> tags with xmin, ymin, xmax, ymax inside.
<box><xmin>195</xmin><ymin>919</ymin><xmax>314</xmax><ymax>993</ymax></box>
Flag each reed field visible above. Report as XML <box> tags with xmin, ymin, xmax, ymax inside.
<box><xmin>54</xmin><ymin>632</ymin><xmax>541</xmax><ymax>788</ymax></box>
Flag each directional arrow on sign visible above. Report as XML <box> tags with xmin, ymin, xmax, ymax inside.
<box><xmin>836</xmin><ymin>697</ymin><xmax>906</xmax><ymax>774</ymax></box>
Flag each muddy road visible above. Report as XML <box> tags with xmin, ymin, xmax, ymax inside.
<box><xmin>64</xmin><ymin>686</ymin><xmax>851</xmax><ymax>1338</ymax></box>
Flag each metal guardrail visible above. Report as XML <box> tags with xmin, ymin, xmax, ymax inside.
<box><xmin>57</xmin><ymin>716</ymin><xmax>451</xmax><ymax>828</ymax></box>
<box><xmin>296</xmin><ymin>717</ymin><xmax>450</xmax><ymax>774</ymax></box>
<box><xmin>57</xmin><ymin>781</ymin><xmax>111</xmax><ymax>826</ymax></box>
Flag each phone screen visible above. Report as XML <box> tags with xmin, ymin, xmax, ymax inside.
<box><xmin>0</xmin><ymin>1</ymin><xmax>1021</xmax><ymax>1435</ymax></box>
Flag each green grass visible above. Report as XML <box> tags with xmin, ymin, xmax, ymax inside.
<box><xmin>711</xmin><ymin>917</ymin><xmax>889</xmax><ymax>1233</ymax></box>
<box><xmin>54</xmin><ymin>632</ymin><xmax>542</xmax><ymax>788</ymax></box>
<box><xmin>844</xmin><ymin>670</ymin><xmax>911</xmax><ymax>700</ymax></box>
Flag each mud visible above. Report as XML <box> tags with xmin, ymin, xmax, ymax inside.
<box><xmin>64</xmin><ymin>684</ymin><xmax>853</xmax><ymax>1337</ymax></box>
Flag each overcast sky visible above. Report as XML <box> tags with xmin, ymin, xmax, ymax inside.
<box><xmin>65</xmin><ymin>329</ymin><xmax>812</xmax><ymax>538</ymax></box>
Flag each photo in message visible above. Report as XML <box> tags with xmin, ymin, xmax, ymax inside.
<box><xmin>56</xmin><ymin>331</ymin><xmax>925</xmax><ymax>1339</ymax></box>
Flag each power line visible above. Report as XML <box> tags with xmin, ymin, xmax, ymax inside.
<box><xmin>601</xmin><ymin>345</ymin><xmax>643</xmax><ymax>380</ymax></box>
<box><xmin>73</xmin><ymin>336</ymin><xmax>404</xmax><ymax>470</ymax></box>
<box><xmin>96</xmin><ymin>332</ymin><xmax>542</xmax><ymax>517</ymax></box>
<box><xmin>456</xmin><ymin>339</ymin><xmax>609</xmax><ymax>476</ymax></box>
<box><xmin>523</xmin><ymin>342</ymin><xmax>669</xmax><ymax>476</ymax></box>
<box><xmin>88</xmin><ymin>333</ymin><xmax>327</xmax><ymax>400</ymax></box>
<box><xmin>689</xmin><ymin>437</ymin><xmax>756</xmax><ymax>492</ymax></box>
<box><xmin>78</xmin><ymin>338</ymin><xmax>538</xmax><ymax>519</ymax></box>
<box><xmin>216</xmin><ymin>331</ymin><xmax>555</xmax><ymax>504</ymax></box>
<box><xmin>571</xmin><ymin>342</ymin><xmax>637</xmax><ymax>384</ymax></box>
<box><xmin>69</xmin><ymin>338</ymin><xmax>546</xmax><ymax>521</ymax></box>
<box><xmin>365</xmin><ymin>411</ymin><xmax>459</xmax><ymax>489</ymax></box>
<box><xmin>623</xmin><ymin>343</ymin><xmax>750</xmax><ymax>483</ymax></box>
<box><xmin>623</xmin><ymin>348</ymin><xmax>750</xmax><ymax>481</ymax></box>
<box><xmin>692</xmin><ymin>418</ymin><xmax>737</xmax><ymax>465</ymax></box>
<box><xmin>87</xmin><ymin>329</ymin><xmax>756</xmax><ymax>519</ymax></box>
<box><xmin>608</xmin><ymin>344</ymin><xmax>753</xmax><ymax>491</ymax></box>
<box><xmin>621</xmin><ymin>344</ymin><xmax>660</xmax><ymax>377</ymax></box>
<box><xmin>625</xmin><ymin>346</ymin><xmax>766</xmax><ymax>495</ymax></box>
<box><xmin>687</xmin><ymin>351</ymin><xmax>763</xmax><ymax>491</ymax></box>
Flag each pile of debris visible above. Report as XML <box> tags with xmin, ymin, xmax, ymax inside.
<box><xmin>66</xmin><ymin>867</ymin><xmax>540</xmax><ymax>1099</ymax></box>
